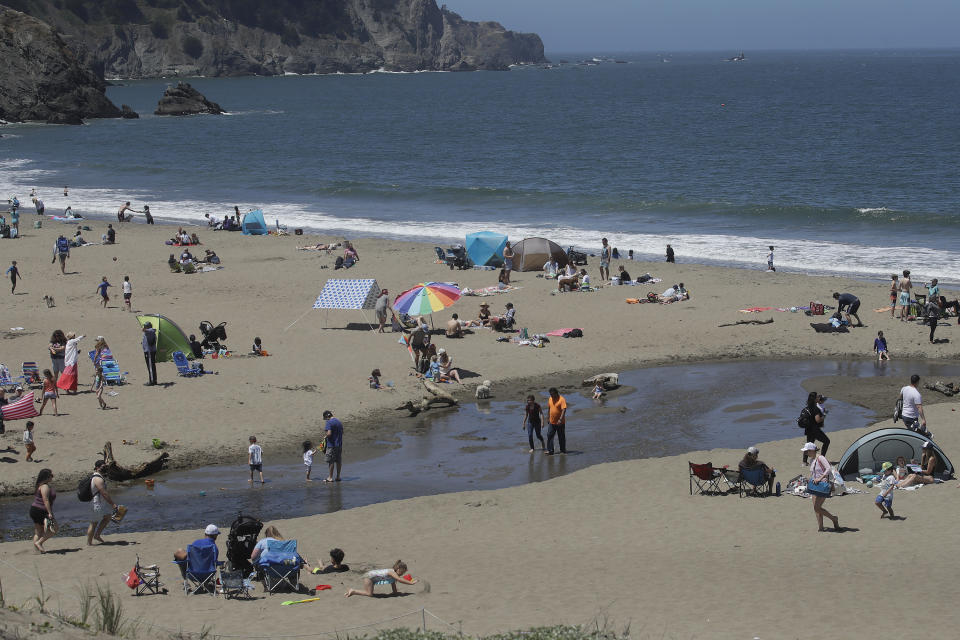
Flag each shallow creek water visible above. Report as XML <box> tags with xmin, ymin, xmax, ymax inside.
<box><xmin>3</xmin><ymin>359</ymin><xmax>957</xmax><ymax>538</ymax></box>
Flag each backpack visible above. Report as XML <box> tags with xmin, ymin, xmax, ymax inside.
<box><xmin>334</xmin><ymin>256</ymin><xmax>344</xmax><ymax>270</ymax></box>
<box><xmin>563</xmin><ymin>328</ymin><xmax>583</xmax><ymax>338</ymax></box>
<box><xmin>797</xmin><ymin>407</ymin><xmax>813</xmax><ymax>430</ymax></box>
<box><xmin>77</xmin><ymin>473</ymin><xmax>98</xmax><ymax>502</ymax></box>
<box><xmin>56</xmin><ymin>237</ymin><xmax>69</xmax><ymax>253</ymax></box>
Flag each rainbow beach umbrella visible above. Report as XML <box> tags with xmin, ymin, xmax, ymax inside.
<box><xmin>393</xmin><ymin>282</ymin><xmax>461</xmax><ymax>317</ymax></box>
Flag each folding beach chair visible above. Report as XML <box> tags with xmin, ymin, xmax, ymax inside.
<box><xmin>172</xmin><ymin>351</ymin><xmax>202</xmax><ymax>377</ymax></box>
<box><xmin>174</xmin><ymin>543</ymin><xmax>222</xmax><ymax>595</ymax></box>
<box><xmin>132</xmin><ymin>554</ymin><xmax>166</xmax><ymax>596</ymax></box>
<box><xmin>688</xmin><ymin>461</ymin><xmax>727</xmax><ymax>495</ymax></box>
<box><xmin>219</xmin><ymin>570</ymin><xmax>252</xmax><ymax>600</ymax></box>
<box><xmin>100</xmin><ymin>359</ymin><xmax>127</xmax><ymax>385</ymax></box>
<box><xmin>20</xmin><ymin>362</ymin><xmax>41</xmax><ymax>388</ymax></box>
<box><xmin>738</xmin><ymin>466</ymin><xmax>772</xmax><ymax>498</ymax></box>
<box><xmin>256</xmin><ymin>539</ymin><xmax>304</xmax><ymax>594</ymax></box>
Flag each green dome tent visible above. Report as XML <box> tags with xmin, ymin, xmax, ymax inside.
<box><xmin>135</xmin><ymin>314</ymin><xmax>193</xmax><ymax>362</ymax></box>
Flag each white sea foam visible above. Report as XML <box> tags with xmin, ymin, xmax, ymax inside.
<box><xmin>2</xmin><ymin>159</ymin><xmax>958</xmax><ymax>286</ymax></box>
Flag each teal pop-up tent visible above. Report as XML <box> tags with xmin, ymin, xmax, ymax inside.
<box><xmin>465</xmin><ymin>231</ymin><xmax>507</xmax><ymax>268</ymax></box>
<box><xmin>242</xmin><ymin>209</ymin><xmax>268</xmax><ymax>235</ymax></box>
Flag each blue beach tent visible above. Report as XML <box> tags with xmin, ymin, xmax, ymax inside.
<box><xmin>241</xmin><ymin>209</ymin><xmax>268</xmax><ymax>235</ymax></box>
<box><xmin>465</xmin><ymin>231</ymin><xmax>507</xmax><ymax>268</ymax></box>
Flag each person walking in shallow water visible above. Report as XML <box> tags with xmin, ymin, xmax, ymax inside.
<box><xmin>766</xmin><ymin>245</ymin><xmax>775</xmax><ymax>271</ymax></box>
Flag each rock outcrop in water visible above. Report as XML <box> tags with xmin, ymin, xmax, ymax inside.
<box><xmin>2</xmin><ymin>0</ymin><xmax>545</xmax><ymax>78</ymax></box>
<box><xmin>154</xmin><ymin>82</ymin><xmax>223</xmax><ymax>116</ymax></box>
<box><xmin>3</xmin><ymin>0</ymin><xmax>545</xmax><ymax>78</ymax></box>
<box><xmin>0</xmin><ymin>6</ymin><xmax>122</xmax><ymax>124</ymax></box>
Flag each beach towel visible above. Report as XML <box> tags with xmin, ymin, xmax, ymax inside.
<box><xmin>546</xmin><ymin>328</ymin><xmax>582</xmax><ymax>337</ymax></box>
<box><xmin>462</xmin><ymin>285</ymin><xmax>520</xmax><ymax>296</ymax></box>
<box><xmin>810</xmin><ymin>322</ymin><xmax>849</xmax><ymax>333</ymax></box>
<box><xmin>0</xmin><ymin>393</ymin><xmax>38</xmax><ymax>420</ymax></box>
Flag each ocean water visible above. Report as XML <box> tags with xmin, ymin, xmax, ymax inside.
<box><xmin>2</xmin><ymin>49</ymin><xmax>960</xmax><ymax>282</ymax></box>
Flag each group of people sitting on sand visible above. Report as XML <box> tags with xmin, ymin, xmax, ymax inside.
<box><xmin>169</xmin><ymin>228</ymin><xmax>201</xmax><ymax>246</ymax></box>
<box><xmin>173</xmin><ymin>523</ymin><xmax>418</xmax><ymax>597</ymax></box>
<box><xmin>168</xmin><ymin>248</ymin><xmax>220</xmax><ymax>272</ymax></box>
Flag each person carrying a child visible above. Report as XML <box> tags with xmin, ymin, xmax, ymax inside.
<box><xmin>875</xmin><ymin>461</ymin><xmax>897</xmax><ymax>518</ymax></box>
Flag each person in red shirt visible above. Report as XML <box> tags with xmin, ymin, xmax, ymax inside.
<box><xmin>546</xmin><ymin>387</ymin><xmax>567</xmax><ymax>455</ymax></box>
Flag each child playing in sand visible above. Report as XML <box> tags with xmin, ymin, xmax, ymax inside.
<box><xmin>875</xmin><ymin>461</ymin><xmax>897</xmax><ymax>518</ymax></box>
<box><xmin>428</xmin><ymin>355</ymin><xmax>441</xmax><ymax>382</ymax></box>
<box><xmin>93</xmin><ymin>366</ymin><xmax>108</xmax><ymax>409</ymax></box>
<box><xmin>248</xmin><ymin>435</ymin><xmax>263</xmax><ymax>483</ymax></box>
<box><xmin>23</xmin><ymin>421</ymin><xmax>35</xmax><ymax>461</ymax></box>
<box><xmin>874</xmin><ymin>331</ymin><xmax>889</xmax><ymax>361</ymax></box>
<box><xmin>38</xmin><ymin>369</ymin><xmax>58</xmax><ymax>416</ymax></box>
<box><xmin>252</xmin><ymin>337</ymin><xmax>263</xmax><ymax>355</ymax></box>
<box><xmin>592</xmin><ymin>383</ymin><xmax>604</xmax><ymax>399</ymax></box>
<box><xmin>369</xmin><ymin>369</ymin><xmax>382</xmax><ymax>389</ymax></box>
<box><xmin>303</xmin><ymin>440</ymin><xmax>319</xmax><ymax>481</ymax></box>
<box><xmin>345</xmin><ymin>560</ymin><xmax>418</xmax><ymax>597</ymax></box>
<box><xmin>313</xmin><ymin>548</ymin><xmax>349</xmax><ymax>574</ymax></box>
<box><xmin>95</xmin><ymin>277</ymin><xmax>111</xmax><ymax>308</ymax></box>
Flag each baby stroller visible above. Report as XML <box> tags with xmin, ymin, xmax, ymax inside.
<box><xmin>445</xmin><ymin>245</ymin><xmax>471</xmax><ymax>270</ymax></box>
<box><xmin>566</xmin><ymin>246</ymin><xmax>588</xmax><ymax>266</ymax></box>
<box><xmin>225</xmin><ymin>512</ymin><xmax>262</xmax><ymax>576</ymax></box>
<box><xmin>199</xmin><ymin>321</ymin><xmax>228</xmax><ymax>352</ymax></box>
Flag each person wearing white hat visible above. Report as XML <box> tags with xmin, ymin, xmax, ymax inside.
<box><xmin>173</xmin><ymin>524</ymin><xmax>221</xmax><ymax>579</ymax></box>
<box><xmin>803</xmin><ymin>442</ymin><xmax>840</xmax><ymax>531</ymax></box>
<box><xmin>739</xmin><ymin>446</ymin><xmax>776</xmax><ymax>493</ymax></box>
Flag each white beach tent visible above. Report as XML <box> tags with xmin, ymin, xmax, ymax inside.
<box><xmin>285</xmin><ymin>278</ymin><xmax>382</xmax><ymax>330</ymax></box>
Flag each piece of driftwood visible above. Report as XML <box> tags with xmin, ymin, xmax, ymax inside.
<box><xmin>924</xmin><ymin>381</ymin><xmax>957</xmax><ymax>397</ymax></box>
<box><xmin>718</xmin><ymin>318</ymin><xmax>775</xmax><ymax>328</ymax></box>
<box><xmin>396</xmin><ymin>379</ymin><xmax>459</xmax><ymax>416</ymax></box>
<box><xmin>100</xmin><ymin>441</ymin><xmax>169</xmax><ymax>481</ymax></box>
<box><xmin>583</xmin><ymin>373</ymin><xmax>620</xmax><ymax>389</ymax></box>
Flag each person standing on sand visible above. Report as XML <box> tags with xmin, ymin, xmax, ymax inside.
<box><xmin>545</xmin><ymin>387</ymin><xmax>567</xmax><ymax>455</ymax></box>
<box><xmin>56</xmin><ymin>332</ymin><xmax>83</xmax><ymax>394</ymax></box>
<box><xmin>766</xmin><ymin>245</ymin><xmax>775</xmax><ymax>271</ymax></box>
<box><xmin>666</xmin><ymin>244</ymin><xmax>675</xmax><ymax>263</ymax></box>
<box><xmin>141</xmin><ymin>205</ymin><xmax>154</xmax><ymax>224</ymax></box>
<box><xmin>599</xmin><ymin>238</ymin><xmax>611</xmax><ymax>283</ymax></box>
<box><xmin>53</xmin><ymin>235</ymin><xmax>70</xmax><ymax>274</ymax></box>
<box><xmin>30</xmin><ymin>468</ymin><xmax>57</xmax><ymax>553</ymax></box>
<box><xmin>374</xmin><ymin>289</ymin><xmax>393</xmax><ymax>333</ymax></box>
<box><xmin>889</xmin><ymin>274</ymin><xmax>899</xmax><ymax>317</ymax></box>
<box><xmin>122</xmin><ymin>276</ymin><xmax>132</xmax><ymax>312</ymax></box>
<box><xmin>87</xmin><ymin>460</ymin><xmax>118</xmax><ymax>545</ymax></box>
<box><xmin>898</xmin><ymin>374</ymin><xmax>926</xmax><ymax>433</ymax></box>
<box><xmin>48</xmin><ymin>330</ymin><xmax>66</xmax><ymax>376</ymax></box>
<box><xmin>323</xmin><ymin>410</ymin><xmax>343</xmax><ymax>482</ymax></box>
<box><xmin>141</xmin><ymin>322</ymin><xmax>158</xmax><ymax>386</ymax></box>
<box><xmin>898</xmin><ymin>269</ymin><xmax>912</xmax><ymax>321</ymax></box>
<box><xmin>800</xmin><ymin>392</ymin><xmax>829</xmax><ymax>464</ymax></box>
<box><xmin>502</xmin><ymin>241</ymin><xmax>514</xmax><ymax>284</ymax></box>
<box><xmin>7</xmin><ymin>261</ymin><xmax>21</xmax><ymax>293</ymax></box>
<box><xmin>802</xmin><ymin>443</ymin><xmax>840</xmax><ymax>532</ymax></box>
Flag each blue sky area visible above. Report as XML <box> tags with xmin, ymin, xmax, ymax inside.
<box><xmin>447</xmin><ymin>0</ymin><xmax>960</xmax><ymax>53</ymax></box>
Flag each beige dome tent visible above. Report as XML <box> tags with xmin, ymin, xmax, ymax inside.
<box><xmin>512</xmin><ymin>237</ymin><xmax>568</xmax><ymax>271</ymax></box>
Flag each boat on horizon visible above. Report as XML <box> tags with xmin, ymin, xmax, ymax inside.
<box><xmin>725</xmin><ymin>51</ymin><xmax>746</xmax><ymax>62</ymax></box>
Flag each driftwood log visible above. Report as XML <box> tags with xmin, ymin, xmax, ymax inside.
<box><xmin>718</xmin><ymin>318</ymin><xmax>775</xmax><ymax>327</ymax></box>
<box><xmin>100</xmin><ymin>441</ymin><xmax>169</xmax><ymax>481</ymax></box>
<box><xmin>396</xmin><ymin>379</ymin><xmax>459</xmax><ymax>416</ymax></box>
<box><xmin>924</xmin><ymin>381</ymin><xmax>957</xmax><ymax>397</ymax></box>
<box><xmin>582</xmin><ymin>373</ymin><xmax>620</xmax><ymax>390</ymax></box>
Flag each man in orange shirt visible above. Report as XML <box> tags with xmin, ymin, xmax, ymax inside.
<box><xmin>546</xmin><ymin>387</ymin><xmax>567</xmax><ymax>455</ymax></box>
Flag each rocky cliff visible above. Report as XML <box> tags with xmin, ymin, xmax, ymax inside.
<box><xmin>2</xmin><ymin>0</ymin><xmax>546</xmax><ymax>79</ymax></box>
<box><xmin>0</xmin><ymin>6</ymin><xmax>121</xmax><ymax>123</ymax></box>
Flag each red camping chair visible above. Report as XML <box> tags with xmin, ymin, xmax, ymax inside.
<box><xmin>689</xmin><ymin>461</ymin><xmax>728</xmax><ymax>495</ymax></box>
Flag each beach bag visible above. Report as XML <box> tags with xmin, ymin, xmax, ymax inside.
<box><xmin>797</xmin><ymin>407</ymin><xmax>813</xmax><ymax>429</ymax></box>
<box><xmin>806</xmin><ymin>479</ymin><xmax>832</xmax><ymax>497</ymax></box>
<box><xmin>77</xmin><ymin>474</ymin><xmax>95</xmax><ymax>502</ymax></box>
<box><xmin>125</xmin><ymin>567</ymin><xmax>140</xmax><ymax>589</ymax></box>
<box><xmin>809</xmin><ymin>301</ymin><xmax>824</xmax><ymax>315</ymax></box>
<box><xmin>563</xmin><ymin>329</ymin><xmax>583</xmax><ymax>338</ymax></box>
<box><xmin>334</xmin><ymin>256</ymin><xmax>344</xmax><ymax>270</ymax></box>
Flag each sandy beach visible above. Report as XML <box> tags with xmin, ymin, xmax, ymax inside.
<box><xmin>1</xmin><ymin>213</ymin><xmax>959</xmax><ymax>638</ymax></box>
